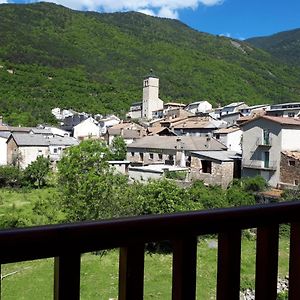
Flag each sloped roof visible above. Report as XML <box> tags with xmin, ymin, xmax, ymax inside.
<box><xmin>240</xmin><ymin>115</ymin><xmax>300</xmax><ymax>127</ymax></box>
<box><xmin>9</xmin><ymin>133</ymin><xmax>78</xmax><ymax>147</ymax></box>
<box><xmin>107</xmin><ymin>128</ymin><xmax>141</xmax><ymax>139</ymax></box>
<box><xmin>191</xmin><ymin>150</ymin><xmax>241</xmax><ymax>162</ymax></box>
<box><xmin>214</xmin><ymin>126</ymin><xmax>241</xmax><ymax>134</ymax></box>
<box><xmin>127</xmin><ymin>136</ymin><xmax>227</xmax><ymax>151</ymax></box>
<box><xmin>0</xmin><ymin>131</ymin><xmax>10</xmax><ymax>139</ymax></box>
<box><xmin>282</xmin><ymin>151</ymin><xmax>300</xmax><ymax>160</ymax></box>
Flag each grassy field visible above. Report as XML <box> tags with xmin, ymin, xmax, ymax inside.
<box><xmin>0</xmin><ymin>238</ymin><xmax>290</xmax><ymax>300</ymax></box>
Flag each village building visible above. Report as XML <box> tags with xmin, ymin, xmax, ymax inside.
<box><xmin>266</xmin><ymin>102</ymin><xmax>300</xmax><ymax>118</ymax></box>
<box><xmin>185</xmin><ymin>101</ymin><xmax>212</xmax><ymax>114</ymax></box>
<box><xmin>60</xmin><ymin>113</ymin><xmax>89</xmax><ymax>132</ymax></box>
<box><xmin>127</xmin><ymin>135</ymin><xmax>239</xmax><ymax>187</ymax></box>
<box><xmin>171</xmin><ymin>116</ymin><xmax>227</xmax><ymax>137</ymax></box>
<box><xmin>73</xmin><ymin>117</ymin><xmax>101</xmax><ymax>140</ymax></box>
<box><xmin>280</xmin><ymin>151</ymin><xmax>300</xmax><ymax>188</ymax></box>
<box><xmin>6</xmin><ymin>133</ymin><xmax>78</xmax><ymax>169</ymax></box>
<box><xmin>213</xmin><ymin>126</ymin><xmax>242</xmax><ymax>153</ymax></box>
<box><xmin>104</xmin><ymin>122</ymin><xmax>145</xmax><ymax>145</ymax></box>
<box><xmin>98</xmin><ymin>115</ymin><xmax>120</xmax><ymax>135</ymax></box>
<box><xmin>190</xmin><ymin>151</ymin><xmax>241</xmax><ymax>188</ymax></box>
<box><xmin>239</xmin><ymin>104</ymin><xmax>270</xmax><ymax>117</ymax></box>
<box><xmin>240</xmin><ymin>116</ymin><xmax>300</xmax><ymax>187</ymax></box>
<box><xmin>0</xmin><ymin>132</ymin><xmax>10</xmax><ymax>165</ymax></box>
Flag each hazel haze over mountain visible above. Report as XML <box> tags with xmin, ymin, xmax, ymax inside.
<box><xmin>0</xmin><ymin>2</ymin><xmax>300</xmax><ymax>126</ymax></box>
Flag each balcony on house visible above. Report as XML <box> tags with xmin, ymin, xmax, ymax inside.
<box><xmin>1</xmin><ymin>201</ymin><xmax>300</xmax><ymax>299</ymax></box>
<box><xmin>242</xmin><ymin>159</ymin><xmax>277</xmax><ymax>171</ymax></box>
<box><xmin>256</xmin><ymin>136</ymin><xmax>272</xmax><ymax>147</ymax></box>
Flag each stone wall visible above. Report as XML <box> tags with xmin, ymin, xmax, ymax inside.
<box><xmin>280</xmin><ymin>152</ymin><xmax>300</xmax><ymax>186</ymax></box>
<box><xmin>190</xmin><ymin>159</ymin><xmax>234</xmax><ymax>188</ymax></box>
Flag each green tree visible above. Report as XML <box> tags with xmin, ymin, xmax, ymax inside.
<box><xmin>57</xmin><ymin>139</ymin><xmax>130</xmax><ymax>221</ymax></box>
<box><xmin>24</xmin><ymin>156</ymin><xmax>51</xmax><ymax>188</ymax></box>
<box><xmin>0</xmin><ymin>165</ymin><xmax>24</xmax><ymax>188</ymax></box>
<box><xmin>110</xmin><ymin>136</ymin><xmax>127</xmax><ymax>160</ymax></box>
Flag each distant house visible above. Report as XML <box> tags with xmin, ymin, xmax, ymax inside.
<box><xmin>171</xmin><ymin>116</ymin><xmax>227</xmax><ymax>137</ymax></box>
<box><xmin>105</xmin><ymin>128</ymin><xmax>142</xmax><ymax>145</ymax></box>
<box><xmin>185</xmin><ymin>101</ymin><xmax>212</xmax><ymax>114</ymax></box>
<box><xmin>190</xmin><ymin>151</ymin><xmax>241</xmax><ymax>188</ymax></box>
<box><xmin>61</xmin><ymin>113</ymin><xmax>89</xmax><ymax>132</ymax></box>
<box><xmin>214</xmin><ymin>126</ymin><xmax>242</xmax><ymax>153</ymax></box>
<box><xmin>127</xmin><ymin>135</ymin><xmax>226</xmax><ymax>167</ymax></box>
<box><xmin>0</xmin><ymin>132</ymin><xmax>10</xmax><ymax>165</ymax></box>
<box><xmin>6</xmin><ymin>133</ymin><xmax>78</xmax><ymax>169</ymax></box>
<box><xmin>98</xmin><ymin>115</ymin><xmax>120</xmax><ymax>135</ymax></box>
<box><xmin>240</xmin><ymin>116</ymin><xmax>300</xmax><ymax>187</ymax></box>
<box><xmin>127</xmin><ymin>135</ymin><xmax>239</xmax><ymax>187</ymax></box>
<box><xmin>266</xmin><ymin>102</ymin><xmax>300</xmax><ymax>118</ymax></box>
<box><xmin>220</xmin><ymin>102</ymin><xmax>248</xmax><ymax>116</ymax></box>
<box><xmin>127</xmin><ymin>102</ymin><xmax>142</xmax><ymax>119</ymax></box>
<box><xmin>73</xmin><ymin>117</ymin><xmax>101</xmax><ymax>140</ymax></box>
<box><xmin>240</xmin><ymin>104</ymin><xmax>270</xmax><ymax>117</ymax></box>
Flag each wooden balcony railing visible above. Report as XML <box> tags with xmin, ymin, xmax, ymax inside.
<box><xmin>1</xmin><ymin>201</ymin><xmax>300</xmax><ymax>300</ymax></box>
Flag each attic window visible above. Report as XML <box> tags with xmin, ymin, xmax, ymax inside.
<box><xmin>289</xmin><ymin>160</ymin><xmax>296</xmax><ymax>166</ymax></box>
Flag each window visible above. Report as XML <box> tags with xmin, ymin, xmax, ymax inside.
<box><xmin>158</xmin><ymin>153</ymin><xmax>163</xmax><ymax>160</ymax></box>
<box><xmin>202</xmin><ymin>160</ymin><xmax>212</xmax><ymax>174</ymax></box>
<box><xmin>263</xmin><ymin>129</ymin><xmax>270</xmax><ymax>145</ymax></box>
<box><xmin>131</xmin><ymin>152</ymin><xmax>135</xmax><ymax>157</ymax></box>
<box><xmin>295</xmin><ymin>180</ymin><xmax>299</xmax><ymax>186</ymax></box>
<box><xmin>149</xmin><ymin>153</ymin><xmax>154</xmax><ymax>160</ymax></box>
<box><xmin>139</xmin><ymin>153</ymin><xmax>144</xmax><ymax>161</ymax></box>
<box><xmin>289</xmin><ymin>160</ymin><xmax>296</xmax><ymax>166</ymax></box>
<box><xmin>288</xmin><ymin>112</ymin><xmax>295</xmax><ymax>117</ymax></box>
<box><xmin>215</xmin><ymin>134</ymin><xmax>220</xmax><ymax>140</ymax></box>
<box><xmin>53</xmin><ymin>148</ymin><xmax>58</xmax><ymax>154</ymax></box>
<box><xmin>168</xmin><ymin>155</ymin><xmax>174</xmax><ymax>161</ymax></box>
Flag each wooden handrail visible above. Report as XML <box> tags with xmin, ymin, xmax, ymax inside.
<box><xmin>0</xmin><ymin>200</ymin><xmax>300</xmax><ymax>299</ymax></box>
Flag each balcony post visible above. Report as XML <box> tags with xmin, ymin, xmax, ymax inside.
<box><xmin>289</xmin><ymin>222</ymin><xmax>300</xmax><ymax>300</ymax></box>
<box><xmin>216</xmin><ymin>230</ymin><xmax>241</xmax><ymax>300</ymax></box>
<box><xmin>172</xmin><ymin>237</ymin><xmax>197</xmax><ymax>300</ymax></box>
<box><xmin>54</xmin><ymin>254</ymin><xmax>81</xmax><ymax>300</ymax></box>
<box><xmin>255</xmin><ymin>225</ymin><xmax>279</xmax><ymax>300</ymax></box>
<box><xmin>119</xmin><ymin>243</ymin><xmax>145</xmax><ymax>300</ymax></box>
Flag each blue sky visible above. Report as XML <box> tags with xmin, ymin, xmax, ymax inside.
<box><xmin>2</xmin><ymin>0</ymin><xmax>300</xmax><ymax>39</ymax></box>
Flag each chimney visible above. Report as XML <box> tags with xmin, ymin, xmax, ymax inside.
<box><xmin>0</xmin><ymin>116</ymin><xmax>2</xmax><ymax>125</ymax></box>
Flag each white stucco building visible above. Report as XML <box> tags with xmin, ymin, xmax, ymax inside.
<box><xmin>241</xmin><ymin>116</ymin><xmax>300</xmax><ymax>187</ymax></box>
<box><xmin>73</xmin><ymin>117</ymin><xmax>101</xmax><ymax>140</ymax></box>
<box><xmin>0</xmin><ymin>132</ymin><xmax>10</xmax><ymax>165</ymax></box>
<box><xmin>185</xmin><ymin>101</ymin><xmax>212</xmax><ymax>114</ymax></box>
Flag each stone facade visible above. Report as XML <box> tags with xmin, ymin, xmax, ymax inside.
<box><xmin>190</xmin><ymin>160</ymin><xmax>234</xmax><ymax>188</ymax></box>
<box><xmin>280</xmin><ymin>152</ymin><xmax>300</xmax><ymax>187</ymax></box>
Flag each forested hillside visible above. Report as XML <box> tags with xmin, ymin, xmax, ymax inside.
<box><xmin>1</xmin><ymin>3</ymin><xmax>300</xmax><ymax>125</ymax></box>
<box><xmin>246</xmin><ymin>28</ymin><xmax>300</xmax><ymax>67</ymax></box>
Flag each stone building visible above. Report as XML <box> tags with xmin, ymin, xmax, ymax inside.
<box><xmin>280</xmin><ymin>151</ymin><xmax>300</xmax><ymax>188</ymax></box>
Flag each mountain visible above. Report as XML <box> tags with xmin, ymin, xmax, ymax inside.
<box><xmin>0</xmin><ymin>3</ymin><xmax>300</xmax><ymax>126</ymax></box>
<box><xmin>246</xmin><ymin>28</ymin><xmax>300</xmax><ymax>67</ymax></box>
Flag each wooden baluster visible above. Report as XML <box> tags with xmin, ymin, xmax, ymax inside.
<box><xmin>172</xmin><ymin>237</ymin><xmax>197</xmax><ymax>300</ymax></box>
<box><xmin>255</xmin><ymin>225</ymin><xmax>279</xmax><ymax>300</ymax></box>
<box><xmin>54</xmin><ymin>254</ymin><xmax>81</xmax><ymax>300</ymax></box>
<box><xmin>216</xmin><ymin>230</ymin><xmax>242</xmax><ymax>300</ymax></box>
<box><xmin>119</xmin><ymin>244</ymin><xmax>145</xmax><ymax>300</ymax></box>
<box><xmin>289</xmin><ymin>222</ymin><xmax>300</xmax><ymax>300</ymax></box>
